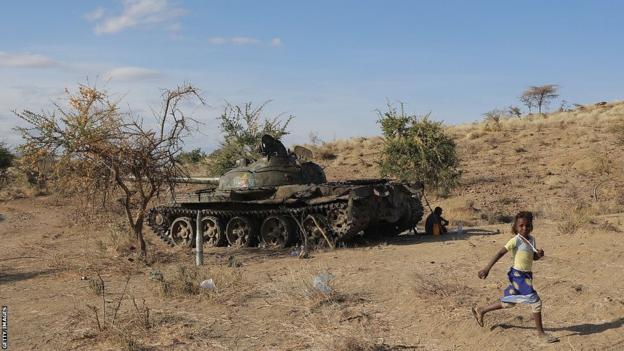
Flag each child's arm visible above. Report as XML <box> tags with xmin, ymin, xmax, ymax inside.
<box><xmin>478</xmin><ymin>247</ymin><xmax>508</xmax><ymax>279</ymax></box>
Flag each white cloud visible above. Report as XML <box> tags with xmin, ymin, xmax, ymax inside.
<box><xmin>270</xmin><ymin>38</ymin><xmax>283</xmax><ymax>47</ymax></box>
<box><xmin>208</xmin><ymin>37</ymin><xmax>227</xmax><ymax>45</ymax></box>
<box><xmin>208</xmin><ymin>36</ymin><xmax>282</xmax><ymax>46</ymax></box>
<box><xmin>84</xmin><ymin>7</ymin><xmax>105</xmax><ymax>21</ymax></box>
<box><xmin>231</xmin><ymin>36</ymin><xmax>260</xmax><ymax>45</ymax></box>
<box><xmin>103</xmin><ymin>66</ymin><xmax>160</xmax><ymax>81</ymax></box>
<box><xmin>0</xmin><ymin>52</ymin><xmax>58</xmax><ymax>68</ymax></box>
<box><xmin>89</xmin><ymin>0</ymin><xmax>186</xmax><ymax>35</ymax></box>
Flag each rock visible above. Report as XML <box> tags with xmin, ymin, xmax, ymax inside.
<box><xmin>312</xmin><ymin>272</ymin><xmax>334</xmax><ymax>294</ymax></box>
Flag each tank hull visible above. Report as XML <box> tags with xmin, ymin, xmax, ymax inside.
<box><xmin>147</xmin><ymin>179</ymin><xmax>423</xmax><ymax>249</ymax></box>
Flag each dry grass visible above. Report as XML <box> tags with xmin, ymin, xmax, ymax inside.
<box><xmin>330</xmin><ymin>335</ymin><xmax>421</xmax><ymax>351</ymax></box>
<box><xmin>555</xmin><ymin>203</ymin><xmax>592</xmax><ymax>235</ymax></box>
<box><xmin>67</xmin><ymin>274</ymin><xmax>153</xmax><ymax>351</ymax></box>
<box><xmin>98</xmin><ymin>220</ymin><xmax>136</xmax><ymax>256</ymax></box>
<box><xmin>19</xmin><ymin>241</ymin><xmax>75</xmax><ymax>272</ymax></box>
<box><xmin>156</xmin><ymin>264</ymin><xmax>203</xmax><ymax>297</ymax></box>
<box><xmin>154</xmin><ymin>263</ymin><xmax>248</xmax><ymax>303</ymax></box>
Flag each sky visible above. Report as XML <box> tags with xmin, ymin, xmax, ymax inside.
<box><xmin>1</xmin><ymin>0</ymin><xmax>623</xmax><ymax>151</ymax></box>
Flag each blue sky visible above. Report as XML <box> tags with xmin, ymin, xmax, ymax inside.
<box><xmin>1</xmin><ymin>0</ymin><xmax>623</xmax><ymax>150</ymax></box>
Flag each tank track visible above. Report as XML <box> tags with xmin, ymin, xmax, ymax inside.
<box><xmin>146</xmin><ymin>201</ymin><xmax>363</xmax><ymax>247</ymax></box>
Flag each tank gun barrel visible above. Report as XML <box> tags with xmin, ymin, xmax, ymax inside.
<box><xmin>170</xmin><ymin>177</ymin><xmax>220</xmax><ymax>184</ymax></box>
<box><xmin>124</xmin><ymin>176</ymin><xmax>220</xmax><ymax>184</ymax></box>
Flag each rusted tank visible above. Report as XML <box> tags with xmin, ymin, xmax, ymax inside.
<box><xmin>147</xmin><ymin>135</ymin><xmax>424</xmax><ymax>249</ymax></box>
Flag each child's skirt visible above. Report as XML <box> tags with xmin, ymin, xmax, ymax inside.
<box><xmin>500</xmin><ymin>267</ymin><xmax>540</xmax><ymax>305</ymax></box>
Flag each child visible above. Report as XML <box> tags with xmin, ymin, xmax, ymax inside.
<box><xmin>471</xmin><ymin>211</ymin><xmax>559</xmax><ymax>343</ymax></box>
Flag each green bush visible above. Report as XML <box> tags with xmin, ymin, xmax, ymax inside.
<box><xmin>377</xmin><ymin>103</ymin><xmax>460</xmax><ymax>195</ymax></box>
<box><xmin>209</xmin><ymin>101</ymin><xmax>293</xmax><ymax>175</ymax></box>
<box><xmin>177</xmin><ymin>148</ymin><xmax>205</xmax><ymax>164</ymax></box>
<box><xmin>0</xmin><ymin>143</ymin><xmax>15</xmax><ymax>180</ymax></box>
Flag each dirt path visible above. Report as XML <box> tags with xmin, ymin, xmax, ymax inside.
<box><xmin>1</xmin><ymin>197</ymin><xmax>624</xmax><ymax>350</ymax></box>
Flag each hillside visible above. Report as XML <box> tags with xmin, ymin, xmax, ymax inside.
<box><xmin>1</xmin><ymin>101</ymin><xmax>623</xmax><ymax>350</ymax></box>
<box><xmin>308</xmin><ymin>102</ymin><xmax>624</xmax><ymax>227</ymax></box>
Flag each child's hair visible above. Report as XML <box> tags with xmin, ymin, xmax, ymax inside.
<box><xmin>511</xmin><ymin>211</ymin><xmax>534</xmax><ymax>234</ymax></box>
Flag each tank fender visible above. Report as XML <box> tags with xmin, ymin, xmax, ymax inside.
<box><xmin>373</xmin><ymin>185</ymin><xmax>390</xmax><ymax>197</ymax></box>
<box><xmin>281</xmin><ymin>185</ymin><xmax>322</xmax><ymax>200</ymax></box>
<box><xmin>350</xmin><ymin>186</ymin><xmax>373</xmax><ymax>199</ymax></box>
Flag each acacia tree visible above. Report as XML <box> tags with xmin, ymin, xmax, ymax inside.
<box><xmin>16</xmin><ymin>84</ymin><xmax>203</xmax><ymax>256</ymax></box>
<box><xmin>209</xmin><ymin>101</ymin><xmax>293</xmax><ymax>175</ymax></box>
<box><xmin>520</xmin><ymin>84</ymin><xmax>559</xmax><ymax>114</ymax></box>
<box><xmin>377</xmin><ymin>103</ymin><xmax>460</xmax><ymax>195</ymax></box>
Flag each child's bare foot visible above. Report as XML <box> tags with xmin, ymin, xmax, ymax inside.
<box><xmin>538</xmin><ymin>333</ymin><xmax>559</xmax><ymax>343</ymax></box>
<box><xmin>471</xmin><ymin>307</ymin><xmax>484</xmax><ymax>327</ymax></box>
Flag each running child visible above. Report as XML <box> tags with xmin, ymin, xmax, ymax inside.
<box><xmin>472</xmin><ymin>211</ymin><xmax>559</xmax><ymax>343</ymax></box>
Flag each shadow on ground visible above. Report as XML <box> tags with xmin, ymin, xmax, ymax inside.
<box><xmin>152</xmin><ymin>226</ymin><xmax>502</xmax><ymax>265</ymax></box>
<box><xmin>0</xmin><ymin>268</ymin><xmax>58</xmax><ymax>285</ymax></box>
<box><xmin>497</xmin><ymin>316</ymin><xmax>624</xmax><ymax>336</ymax></box>
<box><xmin>365</xmin><ymin>227</ymin><xmax>500</xmax><ymax>247</ymax></box>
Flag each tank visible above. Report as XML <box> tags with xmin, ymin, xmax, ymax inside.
<box><xmin>147</xmin><ymin>135</ymin><xmax>424</xmax><ymax>249</ymax></box>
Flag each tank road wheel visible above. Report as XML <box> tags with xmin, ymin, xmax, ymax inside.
<box><xmin>226</xmin><ymin>216</ymin><xmax>258</xmax><ymax>247</ymax></box>
<box><xmin>201</xmin><ymin>216</ymin><xmax>226</xmax><ymax>247</ymax></box>
<box><xmin>302</xmin><ymin>214</ymin><xmax>334</xmax><ymax>249</ymax></box>
<box><xmin>154</xmin><ymin>212</ymin><xmax>166</xmax><ymax>226</ymax></box>
<box><xmin>260</xmin><ymin>216</ymin><xmax>296</xmax><ymax>248</ymax></box>
<box><xmin>326</xmin><ymin>206</ymin><xmax>351</xmax><ymax>238</ymax></box>
<box><xmin>170</xmin><ymin>217</ymin><xmax>195</xmax><ymax>247</ymax></box>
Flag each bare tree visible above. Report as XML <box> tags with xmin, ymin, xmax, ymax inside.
<box><xmin>16</xmin><ymin>84</ymin><xmax>204</xmax><ymax>257</ymax></box>
<box><xmin>507</xmin><ymin>106</ymin><xmax>522</xmax><ymax>118</ymax></box>
<box><xmin>483</xmin><ymin>109</ymin><xmax>506</xmax><ymax>131</ymax></box>
<box><xmin>520</xmin><ymin>84</ymin><xmax>559</xmax><ymax>115</ymax></box>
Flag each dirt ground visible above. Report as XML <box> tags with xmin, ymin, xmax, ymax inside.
<box><xmin>2</xmin><ymin>103</ymin><xmax>624</xmax><ymax>350</ymax></box>
<box><xmin>1</xmin><ymin>195</ymin><xmax>623</xmax><ymax>351</ymax></box>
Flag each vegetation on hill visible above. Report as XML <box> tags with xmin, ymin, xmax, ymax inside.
<box><xmin>309</xmin><ymin>101</ymin><xmax>624</xmax><ymax>230</ymax></box>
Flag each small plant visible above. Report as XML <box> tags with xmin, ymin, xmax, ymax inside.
<box><xmin>80</xmin><ymin>274</ymin><xmax>151</xmax><ymax>350</ymax></box>
<box><xmin>557</xmin><ymin>204</ymin><xmax>591</xmax><ymax>234</ymax></box>
<box><xmin>508</xmin><ymin>106</ymin><xmax>522</xmax><ymax>118</ymax></box>
<box><xmin>89</xmin><ymin>276</ymin><xmax>105</xmax><ymax>296</ymax></box>
<box><xmin>559</xmin><ymin>99</ymin><xmax>572</xmax><ymax>112</ymax></box>
<box><xmin>158</xmin><ymin>265</ymin><xmax>202</xmax><ymax>297</ymax></box>
<box><xmin>483</xmin><ymin>109</ymin><xmax>506</xmax><ymax>131</ymax></box>
<box><xmin>308</xmin><ymin>131</ymin><xmax>322</xmax><ymax>145</ymax></box>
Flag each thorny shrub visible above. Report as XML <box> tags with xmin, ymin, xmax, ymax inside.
<box><xmin>377</xmin><ymin>103</ymin><xmax>460</xmax><ymax>195</ymax></box>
